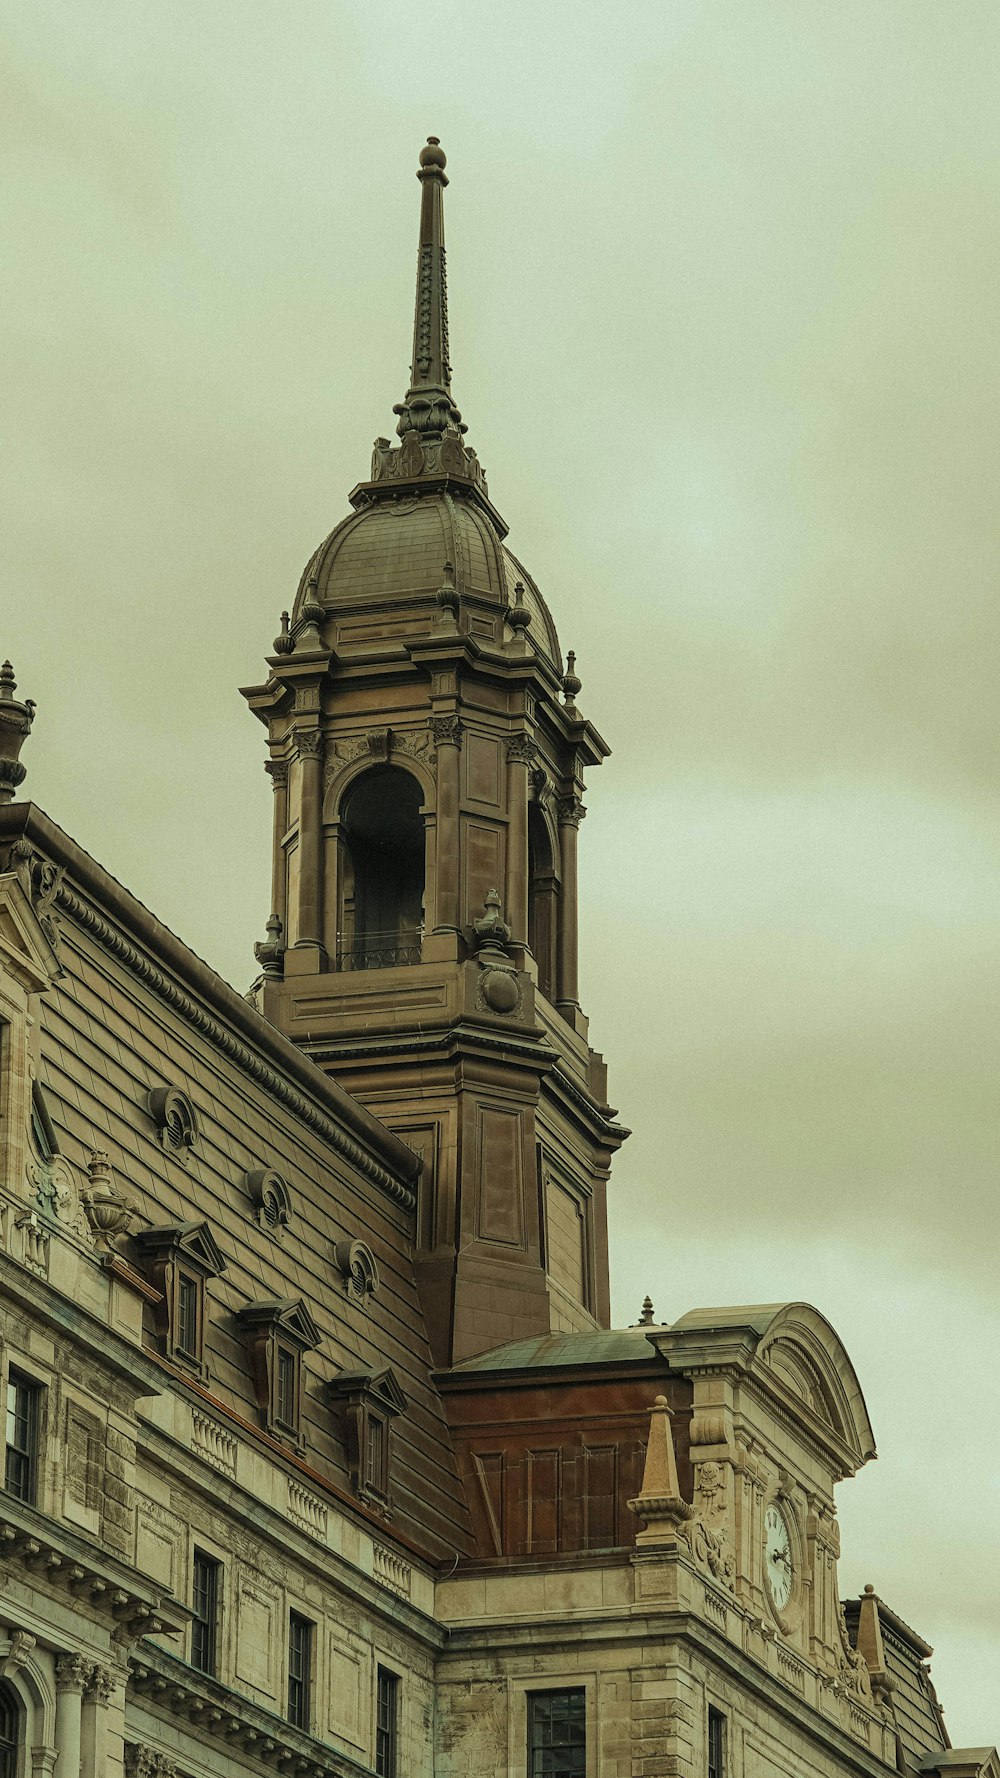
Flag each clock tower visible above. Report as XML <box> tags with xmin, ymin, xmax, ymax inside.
<box><xmin>242</xmin><ymin>139</ymin><xmax>627</xmax><ymax>1367</ymax></box>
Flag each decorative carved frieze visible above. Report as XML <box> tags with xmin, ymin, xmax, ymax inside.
<box><xmin>125</xmin><ymin>1747</ymin><xmax>179</xmax><ymax>1778</ymax></box>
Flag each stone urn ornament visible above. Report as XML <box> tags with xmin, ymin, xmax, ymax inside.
<box><xmin>81</xmin><ymin>1150</ymin><xmax>137</xmax><ymax>1252</ymax></box>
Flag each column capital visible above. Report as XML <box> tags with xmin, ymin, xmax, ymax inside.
<box><xmin>556</xmin><ymin>793</ymin><xmax>586</xmax><ymax>828</ymax></box>
<box><xmin>84</xmin><ymin>1661</ymin><xmax>118</xmax><ymax>1704</ymax></box>
<box><xmin>505</xmin><ymin>732</ymin><xmax>536</xmax><ymax>767</ymax></box>
<box><xmin>264</xmin><ymin>757</ymin><xmax>289</xmax><ymax>790</ymax></box>
<box><xmin>293</xmin><ymin>726</ymin><xmax>324</xmax><ymax>760</ymax></box>
<box><xmin>431</xmin><ymin>713</ymin><xmax>464</xmax><ymax>750</ymax></box>
<box><xmin>55</xmin><ymin>1652</ymin><xmax>89</xmax><ymax>1692</ymax></box>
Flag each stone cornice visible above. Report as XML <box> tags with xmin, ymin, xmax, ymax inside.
<box><xmin>128</xmin><ymin>1644</ymin><xmax>372</xmax><ymax>1778</ymax></box>
<box><xmin>0</xmin><ymin>805</ymin><xmax>418</xmax><ymax>1211</ymax></box>
<box><xmin>0</xmin><ymin>1493</ymin><xmax>190</xmax><ymax>1643</ymax></box>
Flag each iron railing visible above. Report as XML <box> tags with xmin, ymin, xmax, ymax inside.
<box><xmin>335</xmin><ymin>936</ymin><xmax>422</xmax><ymax>972</ymax></box>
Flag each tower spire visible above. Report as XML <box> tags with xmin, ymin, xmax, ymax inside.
<box><xmin>393</xmin><ymin>138</ymin><xmax>465</xmax><ymax>444</ymax></box>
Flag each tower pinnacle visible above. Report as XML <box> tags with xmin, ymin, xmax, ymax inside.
<box><xmin>393</xmin><ymin>138</ymin><xmax>464</xmax><ymax>444</ymax></box>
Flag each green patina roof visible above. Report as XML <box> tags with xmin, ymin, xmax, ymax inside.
<box><xmin>449</xmin><ymin>1327</ymin><xmax>665</xmax><ymax>1373</ymax></box>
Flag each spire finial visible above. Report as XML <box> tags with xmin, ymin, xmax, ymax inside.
<box><xmin>0</xmin><ymin>660</ymin><xmax>36</xmax><ymax>806</ymax></box>
<box><xmin>392</xmin><ymin>138</ymin><xmax>465</xmax><ymax>446</ymax></box>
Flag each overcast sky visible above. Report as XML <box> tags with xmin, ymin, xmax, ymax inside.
<box><xmin>5</xmin><ymin>1</ymin><xmax>999</xmax><ymax>1741</ymax></box>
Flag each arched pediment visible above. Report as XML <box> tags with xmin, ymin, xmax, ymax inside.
<box><xmin>652</xmin><ymin>1300</ymin><xmax>876</xmax><ymax>1475</ymax></box>
<box><xmin>755</xmin><ymin>1304</ymin><xmax>875</xmax><ymax>1467</ymax></box>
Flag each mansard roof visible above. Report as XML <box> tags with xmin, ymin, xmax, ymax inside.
<box><xmin>0</xmin><ymin>799</ymin><xmax>471</xmax><ymax>1561</ymax></box>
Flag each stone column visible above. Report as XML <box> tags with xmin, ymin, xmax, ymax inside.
<box><xmin>264</xmin><ymin>759</ymin><xmax>289</xmax><ymax>937</ymax></box>
<box><xmin>80</xmin><ymin>1663</ymin><xmax>120</xmax><ymax>1778</ymax></box>
<box><xmin>556</xmin><ymin>794</ymin><xmax>586</xmax><ymax>1012</ymax></box>
<box><xmin>293</xmin><ymin>728</ymin><xmax>325</xmax><ymax>964</ymax></box>
<box><xmin>54</xmin><ymin>1654</ymin><xmax>87</xmax><ymax>1778</ymax></box>
<box><xmin>504</xmin><ymin>735</ymin><xmax>535</xmax><ymax>950</ymax></box>
<box><xmin>431</xmin><ymin>716</ymin><xmax>463</xmax><ymax>935</ymax></box>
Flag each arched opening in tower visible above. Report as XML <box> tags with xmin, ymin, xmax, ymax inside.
<box><xmin>527</xmin><ymin>804</ymin><xmax>558</xmax><ymax>1000</ymax></box>
<box><xmin>339</xmin><ymin>767</ymin><xmax>425</xmax><ymax>968</ymax></box>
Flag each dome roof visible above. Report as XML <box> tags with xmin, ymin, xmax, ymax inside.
<box><xmin>293</xmin><ymin>491</ymin><xmax>561</xmax><ymax>668</ymax></box>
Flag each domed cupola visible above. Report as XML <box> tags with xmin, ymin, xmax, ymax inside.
<box><xmin>287</xmin><ymin>138</ymin><xmax>562</xmax><ymax>669</ymax></box>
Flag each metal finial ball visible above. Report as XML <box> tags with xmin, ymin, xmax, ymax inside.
<box><xmin>420</xmin><ymin>137</ymin><xmax>447</xmax><ymax>171</ymax></box>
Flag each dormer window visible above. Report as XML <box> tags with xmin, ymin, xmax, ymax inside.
<box><xmin>237</xmin><ymin>1299</ymin><xmax>321</xmax><ymax>1446</ymax></box>
<box><xmin>134</xmin><ymin>1221</ymin><xmax>227</xmax><ymax>1376</ymax></box>
<box><xmin>327</xmin><ymin>1367</ymin><xmax>406</xmax><ymax>1512</ymax></box>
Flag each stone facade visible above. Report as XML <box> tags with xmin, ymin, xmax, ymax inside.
<box><xmin>0</xmin><ymin>139</ymin><xmax>994</xmax><ymax>1778</ymax></box>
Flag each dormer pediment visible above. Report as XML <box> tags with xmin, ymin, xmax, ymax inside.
<box><xmin>237</xmin><ymin>1297</ymin><xmax>321</xmax><ymax>1352</ymax></box>
<box><xmin>0</xmin><ymin>871</ymin><xmax>61</xmax><ymax>996</ymax></box>
<box><xmin>328</xmin><ymin>1366</ymin><xmax>407</xmax><ymax>1418</ymax></box>
<box><xmin>134</xmin><ymin>1220</ymin><xmax>226</xmax><ymax>1278</ymax></box>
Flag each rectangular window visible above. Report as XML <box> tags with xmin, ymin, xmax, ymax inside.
<box><xmin>375</xmin><ymin>1667</ymin><xmax>399</xmax><ymax>1778</ymax></box>
<box><xmin>287</xmin><ymin>1611</ymin><xmax>312</xmax><ymax>1729</ymax></box>
<box><xmin>191</xmin><ymin>1550</ymin><xmax>220</xmax><ymax>1675</ymax></box>
<box><xmin>528</xmin><ymin>1689</ymin><xmax>586</xmax><ymax>1778</ymax></box>
<box><xmin>4</xmin><ymin>1371</ymin><xmax>40</xmax><ymax>1504</ymax></box>
<box><xmin>708</xmin><ymin>1706</ymin><xmax>726</xmax><ymax>1778</ymax></box>
<box><xmin>366</xmin><ymin>1413</ymin><xmax>387</xmax><ymax>1497</ymax></box>
<box><xmin>276</xmin><ymin>1346</ymin><xmax>297</xmax><ymax>1430</ymax></box>
<box><xmin>176</xmin><ymin>1273</ymin><xmax>200</xmax><ymax>1360</ymax></box>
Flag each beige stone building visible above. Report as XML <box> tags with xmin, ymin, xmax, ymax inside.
<box><xmin>0</xmin><ymin>139</ymin><xmax>994</xmax><ymax>1778</ymax></box>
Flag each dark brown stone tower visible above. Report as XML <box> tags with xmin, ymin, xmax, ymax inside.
<box><xmin>243</xmin><ymin>139</ymin><xmax>626</xmax><ymax>1365</ymax></box>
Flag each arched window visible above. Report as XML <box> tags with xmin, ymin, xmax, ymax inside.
<box><xmin>0</xmin><ymin>1682</ymin><xmax>21</xmax><ymax>1778</ymax></box>
<box><xmin>528</xmin><ymin>805</ymin><xmax>558</xmax><ymax>1000</ymax></box>
<box><xmin>339</xmin><ymin>768</ymin><xmax>425</xmax><ymax>970</ymax></box>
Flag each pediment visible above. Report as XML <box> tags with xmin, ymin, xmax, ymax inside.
<box><xmin>654</xmin><ymin>1300</ymin><xmax>876</xmax><ymax>1475</ymax></box>
<box><xmin>328</xmin><ymin>1365</ymin><xmax>407</xmax><ymax>1417</ymax></box>
<box><xmin>134</xmin><ymin>1219</ymin><xmax>227</xmax><ymax>1277</ymax></box>
<box><xmin>238</xmin><ymin>1297</ymin><xmax>321</xmax><ymax>1351</ymax></box>
<box><xmin>0</xmin><ymin>872</ymin><xmax>61</xmax><ymax>995</ymax></box>
<box><xmin>763</xmin><ymin>1337</ymin><xmax>836</xmax><ymax>1426</ymax></box>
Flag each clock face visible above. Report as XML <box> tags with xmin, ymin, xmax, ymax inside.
<box><xmin>763</xmin><ymin>1503</ymin><xmax>794</xmax><ymax>1611</ymax></box>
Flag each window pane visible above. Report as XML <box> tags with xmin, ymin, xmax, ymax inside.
<box><xmin>367</xmin><ymin>1414</ymin><xmax>386</xmax><ymax>1494</ymax></box>
<box><xmin>191</xmin><ymin>1551</ymin><xmax>220</xmax><ymax>1674</ymax></box>
<box><xmin>376</xmin><ymin>1667</ymin><xmax>398</xmax><ymax>1778</ymax></box>
<box><xmin>708</xmin><ymin>1706</ymin><xmax>726</xmax><ymax>1778</ymax></box>
<box><xmin>4</xmin><ymin>1373</ymin><xmax>39</xmax><ymax>1505</ymax></box>
<box><xmin>528</xmin><ymin>1690</ymin><xmax>586</xmax><ymax>1778</ymax></box>
<box><xmin>177</xmin><ymin>1275</ymin><xmax>199</xmax><ymax>1357</ymax></box>
<box><xmin>288</xmin><ymin>1611</ymin><xmax>312</xmax><ymax>1729</ymax></box>
<box><xmin>276</xmin><ymin>1348</ymin><xmax>297</xmax><ymax>1428</ymax></box>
